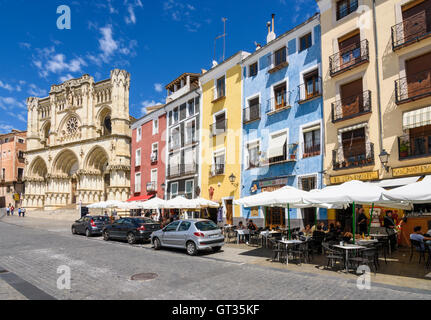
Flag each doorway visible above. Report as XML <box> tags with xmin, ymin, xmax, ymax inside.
<box><xmin>104</xmin><ymin>174</ymin><xmax>110</xmax><ymax>201</ymax></box>
<box><xmin>266</xmin><ymin>207</ymin><xmax>286</xmax><ymax>230</ymax></box>
<box><xmin>225</xmin><ymin>199</ymin><xmax>233</xmax><ymax>225</ymax></box>
<box><xmin>71</xmin><ymin>178</ymin><xmax>77</xmax><ymax>204</ymax></box>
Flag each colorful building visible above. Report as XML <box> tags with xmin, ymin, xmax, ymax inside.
<box><xmin>131</xmin><ymin>106</ymin><xmax>166</xmax><ymax>202</ymax></box>
<box><xmin>317</xmin><ymin>0</ymin><xmax>431</xmax><ymax>227</ymax></box>
<box><xmin>199</xmin><ymin>51</ymin><xmax>250</xmax><ymax>225</ymax></box>
<box><xmin>240</xmin><ymin>14</ymin><xmax>326</xmax><ymax>228</ymax></box>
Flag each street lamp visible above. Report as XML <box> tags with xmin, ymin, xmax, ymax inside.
<box><xmin>379</xmin><ymin>149</ymin><xmax>390</xmax><ymax>172</ymax></box>
<box><xmin>229</xmin><ymin>173</ymin><xmax>236</xmax><ymax>184</ymax></box>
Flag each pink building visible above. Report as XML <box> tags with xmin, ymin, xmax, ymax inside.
<box><xmin>130</xmin><ymin>106</ymin><xmax>167</xmax><ymax>201</ymax></box>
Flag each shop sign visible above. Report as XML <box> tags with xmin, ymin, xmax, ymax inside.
<box><xmin>392</xmin><ymin>163</ymin><xmax>431</xmax><ymax>177</ymax></box>
<box><xmin>258</xmin><ymin>177</ymin><xmax>288</xmax><ymax>189</ymax></box>
<box><xmin>329</xmin><ymin>171</ymin><xmax>379</xmax><ymax>185</ymax></box>
<box><xmin>14</xmin><ymin>193</ymin><xmax>20</xmax><ymax>201</ymax></box>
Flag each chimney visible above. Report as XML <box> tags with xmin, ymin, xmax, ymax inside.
<box><xmin>266</xmin><ymin>14</ymin><xmax>276</xmax><ymax>43</ymax></box>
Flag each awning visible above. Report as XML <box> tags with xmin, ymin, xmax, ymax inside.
<box><xmin>268</xmin><ymin>132</ymin><xmax>287</xmax><ymax>158</ymax></box>
<box><xmin>369</xmin><ymin>176</ymin><xmax>422</xmax><ymax>188</ymax></box>
<box><xmin>403</xmin><ymin>106</ymin><xmax>431</xmax><ymax>130</ymax></box>
<box><xmin>127</xmin><ymin>194</ymin><xmax>154</xmax><ymax>202</ymax></box>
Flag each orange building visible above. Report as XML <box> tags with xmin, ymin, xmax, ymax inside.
<box><xmin>0</xmin><ymin>130</ymin><xmax>26</xmax><ymax>208</ymax></box>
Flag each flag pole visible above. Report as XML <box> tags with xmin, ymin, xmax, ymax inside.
<box><xmin>287</xmin><ymin>204</ymin><xmax>291</xmax><ymax>240</ymax></box>
<box><xmin>368</xmin><ymin>203</ymin><xmax>374</xmax><ymax>236</ymax></box>
<box><xmin>352</xmin><ymin>201</ymin><xmax>356</xmax><ymax>244</ymax></box>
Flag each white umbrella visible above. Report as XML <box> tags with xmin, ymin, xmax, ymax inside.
<box><xmin>190</xmin><ymin>197</ymin><xmax>220</xmax><ymax>208</ymax></box>
<box><xmin>87</xmin><ymin>201</ymin><xmax>107</xmax><ymax>209</ymax></box>
<box><xmin>383</xmin><ymin>176</ymin><xmax>431</xmax><ymax>203</ymax></box>
<box><xmin>164</xmin><ymin>196</ymin><xmax>197</xmax><ymax>209</ymax></box>
<box><xmin>140</xmin><ymin>197</ymin><xmax>167</xmax><ymax>210</ymax></box>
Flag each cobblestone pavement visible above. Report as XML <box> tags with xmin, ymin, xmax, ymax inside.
<box><xmin>0</xmin><ymin>219</ymin><xmax>431</xmax><ymax>300</ymax></box>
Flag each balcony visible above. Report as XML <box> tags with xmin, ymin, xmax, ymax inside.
<box><xmin>398</xmin><ymin>134</ymin><xmax>431</xmax><ymax>160</ymax></box>
<box><xmin>395</xmin><ymin>70</ymin><xmax>431</xmax><ymax>105</ymax></box>
<box><xmin>210</xmin><ymin>120</ymin><xmax>227</xmax><ymax>136</ymax></box>
<box><xmin>210</xmin><ymin>164</ymin><xmax>225</xmax><ymax>177</ymax></box>
<box><xmin>391</xmin><ymin>11</ymin><xmax>431</xmax><ymax>51</ymax></box>
<box><xmin>297</xmin><ymin>77</ymin><xmax>322</xmax><ymax>104</ymax></box>
<box><xmin>150</xmin><ymin>152</ymin><xmax>158</xmax><ymax>163</ymax></box>
<box><xmin>266</xmin><ymin>93</ymin><xmax>291</xmax><ymax>114</ymax></box>
<box><xmin>302</xmin><ymin>143</ymin><xmax>321</xmax><ymax>158</ymax></box>
<box><xmin>243</xmin><ymin>104</ymin><xmax>261</xmax><ymax>123</ymax></box>
<box><xmin>332</xmin><ymin>143</ymin><xmax>374</xmax><ymax>170</ymax></box>
<box><xmin>167</xmin><ymin>163</ymin><xmax>197</xmax><ymax>179</ymax></box>
<box><xmin>261</xmin><ymin>143</ymin><xmax>298</xmax><ymax>166</ymax></box>
<box><xmin>184</xmin><ymin>135</ymin><xmax>197</xmax><ymax>146</ymax></box>
<box><xmin>169</xmin><ymin>138</ymin><xmax>181</xmax><ymax>151</ymax></box>
<box><xmin>146</xmin><ymin>182</ymin><xmax>157</xmax><ymax>192</ymax></box>
<box><xmin>268</xmin><ymin>47</ymin><xmax>288</xmax><ymax>74</ymax></box>
<box><xmin>329</xmin><ymin>40</ymin><xmax>369</xmax><ymax>77</ymax></box>
<box><xmin>331</xmin><ymin>90</ymin><xmax>372</xmax><ymax>122</ymax></box>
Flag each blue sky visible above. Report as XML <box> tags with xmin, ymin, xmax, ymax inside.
<box><xmin>0</xmin><ymin>0</ymin><xmax>318</xmax><ymax>133</ymax></box>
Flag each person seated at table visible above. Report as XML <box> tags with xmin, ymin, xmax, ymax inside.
<box><xmin>325</xmin><ymin>223</ymin><xmax>337</xmax><ymax>242</ymax></box>
<box><xmin>237</xmin><ymin>221</ymin><xmax>245</xmax><ymax>230</ymax></box>
<box><xmin>237</xmin><ymin>221</ymin><xmax>247</xmax><ymax>243</ymax></box>
<box><xmin>301</xmin><ymin>224</ymin><xmax>312</xmax><ymax>237</ymax></box>
<box><xmin>410</xmin><ymin>226</ymin><xmax>431</xmax><ymax>251</ymax></box>
<box><xmin>247</xmin><ymin>220</ymin><xmax>258</xmax><ymax>232</ymax></box>
<box><xmin>319</xmin><ymin>221</ymin><xmax>328</xmax><ymax>232</ymax></box>
<box><xmin>342</xmin><ymin>231</ymin><xmax>353</xmax><ymax>243</ymax></box>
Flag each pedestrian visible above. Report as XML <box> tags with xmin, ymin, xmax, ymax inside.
<box><xmin>357</xmin><ymin>208</ymin><xmax>368</xmax><ymax>235</ymax></box>
<box><xmin>18</xmin><ymin>207</ymin><xmax>21</xmax><ymax>217</ymax></box>
<box><xmin>10</xmin><ymin>205</ymin><xmax>14</xmax><ymax>216</ymax></box>
<box><xmin>22</xmin><ymin>207</ymin><xmax>25</xmax><ymax>217</ymax></box>
<box><xmin>6</xmin><ymin>206</ymin><xmax>10</xmax><ymax>216</ymax></box>
<box><xmin>384</xmin><ymin>210</ymin><xmax>398</xmax><ymax>251</ymax></box>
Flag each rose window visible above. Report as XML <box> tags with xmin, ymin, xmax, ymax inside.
<box><xmin>66</xmin><ymin>117</ymin><xmax>79</xmax><ymax>135</ymax></box>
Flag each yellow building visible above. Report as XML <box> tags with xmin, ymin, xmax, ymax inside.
<box><xmin>199</xmin><ymin>51</ymin><xmax>250</xmax><ymax>225</ymax></box>
<box><xmin>317</xmin><ymin>0</ymin><xmax>431</xmax><ymax>223</ymax></box>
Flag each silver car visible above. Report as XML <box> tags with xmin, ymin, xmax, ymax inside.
<box><xmin>151</xmin><ymin>219</ymin><xmax>224</xmax><ymax>256</ymax></box>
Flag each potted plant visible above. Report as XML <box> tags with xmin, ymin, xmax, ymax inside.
<box><xmin>399</xmin><ymin>140</ymin><xmax>409</xmax><ymax>158</ymax></box>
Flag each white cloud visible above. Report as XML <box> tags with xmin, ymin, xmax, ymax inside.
<box><xmin>28</xmin><ymin>84</ymin><xmax>48</xmax><ymax>97</ymax></box>
<box><xmin>125</xmin><ymin>1</ymin><xmax>143</xmax><ymax>24</ymax></box>
<box><xmin>59</xmin><ymin>74</ymin><xmax>74</xmax><ymax>83</ymax></box>
<box><xmin>163</xmin><ymin>0</ymin><xmax>202</xmax><ymax>31</ymax></box>
<box><xmin>0</xmin><ymin>123</ymin><xmax>14</xmax><ymax>133</ymax></box>
<box><xmin>140</xmin><ymin>100</ymin><xmax>163</xmax><ymax>115</ymax></box>
<box><xmin>99</xmin><ymin>25</ymin><xmax>119</xmax><ymax>62</ymax></box>
<box><xmin>154</xmin><ymin>83</ymin><xmax>163</xmax><ymax>92</ymax></box>
<box><xmin>0</xmin><ymin>97</ymin><xmax>26</xmax><ymax>111</ymax></box>
<box><xmin>0</xmin><ymin>81</ymin><xmax>13</xmax><ymax>92</ymax></box>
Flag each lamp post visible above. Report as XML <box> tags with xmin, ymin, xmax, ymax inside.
<box><xmin>379</xmin><ymin>149</ymin><xmax>390</xmax><ymax>172</ymax></box>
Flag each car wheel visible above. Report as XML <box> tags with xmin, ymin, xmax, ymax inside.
<box><xmin>71</xmin><ymin>227</ymin><xmax>77</xmax><ymax>235</ymax></box>
<box><xmin>153</xmin><ymin>237</ymin><xmax>161</xmax><ymax>250</ymax></box>
<box><xmin>103</xmin><ymin>231</ymin><xmax>110</xmax><ymax>241</ymax></box>
<box><xmin>127</xmin><ymin>232</ymin><xmax>136</xmax><ymax>245</ymax></box>
<box><xmin>213</xmin><ymin>246</ymin><xmax>222</xmax><ymax>252</ymax></box>
<box><xmin>85</xmin><ymin>228</ymin><xmax>91</xmax><ymax>237</ymax></box>
<box><xmin>186</xmin><ymin>241</ymin><xmax>197</xmax><ymax>256</ymax></box>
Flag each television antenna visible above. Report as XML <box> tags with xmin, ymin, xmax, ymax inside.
<box><xmin>214</xmin><ymin>17</ymin><xmax>228</xmax><ymax>64</ymax></box>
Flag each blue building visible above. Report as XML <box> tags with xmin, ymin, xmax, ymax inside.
<box><xmin>240</xmin><ymin>14</ymin><xmax>326</xmax><ymax>229</ymax></box>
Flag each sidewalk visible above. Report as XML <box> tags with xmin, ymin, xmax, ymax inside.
<box><xmin>0</xmin><ymin>277</ymin><xmax>26</xmax><ymax>300</ymax></box>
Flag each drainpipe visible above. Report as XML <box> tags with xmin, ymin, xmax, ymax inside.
<box><xmin>372</xmin><ymin>0</ymin><xmax>384</xmax><ymax>154</ymax></box>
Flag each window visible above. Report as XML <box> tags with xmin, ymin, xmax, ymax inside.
<box><xmin>300</xmin><ymin>33</ymin><xmax>312</xmax><ymax>51</ymax></box>
<box><xmin>171</xmin><ymin>126</ymin><xmax>180</xmax><ymax>150</ymax></box>
<box><xmin>212</xmin><ymin>111</ymin><xmax>226</xmax><ymax>136</ymax></box>
<box><xmin>342</xmin><ymin>127</ymin><xmax>366</xmax><ymax>157</ymax></box>
<box><xmin>185</xmin><ymin>119</ymin><xmax>196</xmax><ymax>144</ymax></box>
<box><xmin>168</xmin><ymin>111</ymin><xmax>173</xmax><ymax>126</ymax></box>
<box><xmin>134</xmin><ymin>173</ymin><xmax>141</xmax><ymax>193</ymax></box>
<box><xmin>274</xmin><ymin>47</ymin><xmax>287</xmax><ymax>67</ymax></box>
<box><xmin>135</xmin><ymin>148</ymin><xmax>141</xmax><ymax>166</ymax></box>
<box><xmin>249</xmin><ymin>62</ymin><xmax>258</xmax><ymax>77</ymax></box>
<box><xmin>152</xmin><ymin>119</ymin><xmax>159</xmax><ymax>135</ymax></box>
<box><xmin>2</xmin><ymin>168</ymin><xmax>5</xmax><ymax>180</ymax></box>
<box><xmin>178</xmin><ymin>221</ymin><xmax>192</xmax><ymax>231</ymax></box>
<box><xmin>336</xmin><ymin>0</ymin><xmax>358</xmax><ymax>20</ymax></box>
<box><xmin>151</xmin><ymin>143</ymin><xmax>158</xmax><ymax>162</ymax></box>
<box><xmin>268</xmin><ymin>131</ymin><xmax>287</xmax><ymax>163</ymax></box>
<box><xmin>173</xmin><ymin>108</ymin><xmax>179</xmax><ymax>123</ymax></box>
<box><xmin>303</xmin><ymin>126</ymin><xmax>321</xmax><ymax>158</ymax></box>
<box><xmin>18</xmin><ymin>138</ymin><xmax>24</xmax><ymax>144</ymax></box>
<box><xmin>180</xmin><ymin>103</ymin><xmax>187</xmax><ymax>121</ymax></box>
<box><xmin>212</xmin><ymin>150</ymin><xmax>225</xmax><ymax>175</ymax></box>
<box><xmin>303</xmin><ymin>70</ymin><xmax>320</xmax><ymax>100</ymax></box>
<box><xmin>171</xmin><ymin>182</ymin><xmax>178</xmax><ymax>198</ymax></box>
<box><xmin>185</xmin><ymin>180</ymin><xmax>194</xmax><ymax>199</ymax></box>
<box><xmin>246</xmin><ymin>141</ymin><xmax>260</xmax><ymax>169</ymax></box>
<box><xmin>151</xmin><ymin>169</ymin><xmax>158</xmax><ymax>186</ymax></box>
<box><xmin>18</xmin><ymin>151</ymin><xmax>24</xmax><ymax>159</ymax></box>
<box><xmin>187</xmin><ymin>99</ymin><xmax>195</xmax><ymax>117</ymax></box>
<box><xmin>136</xmin><ymin>127</ymin><xmax>142</xmax><ymax>142</ymax></box>
<box><xmin>273</xmin><ymin>82</ymin><xmax>287</xmax><ymax>110</ymax></box>
<box><xmin>216</xmin><ymin>76</ymin><xmax>226</xmax><ymax>99</ymax></box>
<box><xmin>165</xmin><ymin>220</ymin><xmax>180</xmax><ymax>232</ymax></box>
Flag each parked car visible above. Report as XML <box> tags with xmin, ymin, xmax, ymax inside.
<box><xmin>151</xmin><ymin>219</ymin><xmax>224</xmax><ymax>256</ymax></box>
<box><xmin>71</xmin><ymin>215</ymin><xmax>110</xmax><ymax>237</ymax></box>
<box><xmin>102</xmin><ymin>217</ymin><xmax>161</xmax><ymax>244</ymax></box>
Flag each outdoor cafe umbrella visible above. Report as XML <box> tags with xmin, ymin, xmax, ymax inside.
<box><xmin>383</xmin><ymin>175</ymin><xmax>431</xmax><ymax>203</ymax></box>
<box><xmin>190</xmin><ymin>197</ymin><xmax>220</xmax><ymax>208</ymax></box>
<box><xmin>139</xmin><ymin>197</ymin><xmax>167</xmax><ymax>210</ymax></box>
<box><xmin>163</xmin><ymin>196</ymin><xmax>198</xmax><ymax>209</ymax></box>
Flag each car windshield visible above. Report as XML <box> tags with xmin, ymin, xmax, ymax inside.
<box><xmin>93</xmin><ymin>216</ymin><xmax>109</xmax><ymax>222</ymax></box>
<box><xmin>134</xmin><ymin>218</ymin><xmax>156</xmax><ymax>224</ymax></box>
<box><xmin>195</xmin><ymin>221</ymin><xmax>218</xmax><ymax>231</ymax></box>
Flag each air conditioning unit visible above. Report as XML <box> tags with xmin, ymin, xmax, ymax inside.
<box><xmin>151</xmin><ymin>153</ymin><xmax>157</xmax><ymax>162</ymax></box>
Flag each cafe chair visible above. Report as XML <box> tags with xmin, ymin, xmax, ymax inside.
<box><xmin>322</xmin><ymin>242</ymin><xmax>343</xmax><ymax>269</ymax></box>
<box><xmin>410</xmin><ymin>239</ymin><xmax>427</xmax><ymax>264</ymax></box>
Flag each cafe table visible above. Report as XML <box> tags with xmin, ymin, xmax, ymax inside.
<box><xmin>356</xmin><ymin>239</ymin><xmax>378</xmax><ymax>246</ymax></box>
<box><xmin>277</xmin><ymin>239</ymin><xmax>303</xmax><ymax>265</ymax></box>
<box><xmin>332</xmin><ymin>244</ymin><xmax>366</xmax><ymax>273</ymax></box>
<box><xmin>236</xmin><ymin>229</ymin><xmax>250</xmax><ymax>244</ymax></box>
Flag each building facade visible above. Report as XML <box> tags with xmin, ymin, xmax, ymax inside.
<box><xmin>318</xmin><ymin>0</ymin><xmax>431</xmax><ymax>224</ymax></box>
<box><xmin>131</xmin><ymin>107</ymin><xmax>166</xmax><ymax>201</ymax></box>
<box><xmin>199</xmin><ymin>52</ymin><xmax>250</xmax><ymax>225</ymax></box>
<box><xmin>0</xmin><ymin>130</ymin><xmax>26</xmax><ymax>208</ymax></box>
<box><xmin>240</xmin><ymin>14</ymin><xmax>326</xmax><ymax>228</ymax></box>
<box><xmin>24</xmin><ymin>70</ymin><xmax>132</xmax><ymax>210</ymax></box>
<box><xmin>165</xmin><ymin>73</ymin><xmax>201</xmax><ymax>200</ymax></box>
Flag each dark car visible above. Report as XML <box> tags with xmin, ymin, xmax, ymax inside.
<box><xmin>71</xmin><ymin>215</ymin><xmax>110</xmax><ymax>237</ymax></box>
<box><xmin>102</xmin><ymin>217</ymin><xmax>161</xmax><ymax>244</ymax></box>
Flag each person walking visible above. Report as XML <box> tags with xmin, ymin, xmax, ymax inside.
<box><xmin>10</xmin><ymin>205</ymin><xmax>14</xmax><ymax>216</ymax></box>
<box><xmin>22</xmin><ymin>207</ymin><xmax>25</xmax><ymax>217</ymax></box>
<box><xmin>18</xmin><ymin>207</ymin><xmax>21</xmax><ymax>217</ymax></box>
<box><xmin>6</xmin><ymin>205</ymin><xmax>10</xmax><ymax>216</ymax></box>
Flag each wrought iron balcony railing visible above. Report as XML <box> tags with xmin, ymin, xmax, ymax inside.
<box><xmin>331</xmin><ymin>90</ymin><xmax>372</xmax><ymax>122</ymax></box>
<box><xmin>167</xmin><ymin>163</ymin><xmax>197</xmax><ymax>179</ymax></box>
<box><xmin>297</xmin><ymin>77</ymin><xmax>322</xmax><ymax>104</ymax></box>
<box><xmin>395</xmin><ymin>69</ymin><xmax>431</xmax><ymax>104</ymax></box>
<box><xmin>243</xmin><ymin>104</ymin><xmax>261</xmax><ymax>123</ymax></box>
<box><xmin>268</xmin><ymin>47</ymin><xmax>288</xmax><ymax>74</ymax></box>
<box><xmin>391</xmin><ymin>10</ymin><xmax>431</xmax><ymax>51</ymax></box>
<box><xmin>210</xmin><ymin>164</ymin><xmax>225</xmax><ymax>176</ymax></box>
<box><xmin>398</xmin><ymin>134</ymin><xmax>431</xmax><ymax>160</ymax></box>
<box><xmin>329</xmin><ymin>39</ymin><xmax>369</xmax><ymax>77</ymax></box>
<box><xmin>332</xmin><ymin>143</ymin><xmax>374</xmax><ymax>170</ymax></box>
<box><xmin>260</xmin><ymin>143</ymin><xmax>298</xmax><ymax>166</ymax></box>
<box><xmin>266</xmin><ymin>92</ymin><xmax>291</xmax><ymax>114</ymax></box>
<box><xmin>302</xmin><ymin>143</ymin><xmax>321</xmax><ymax>158</ymax></box>
<box><xmin>146</xmin><ymin>182</ymin><xmax>157</xmax><ymax>192</ymax></box>
<box><xmin>336</xmin><ymin>0</ymin><xmax>358</xmax><ymax>20</ymax></box>
<box><xmin>210</xmin><ymin>120</ymin><xmax>227</xmax><ymax>136</ymax></box>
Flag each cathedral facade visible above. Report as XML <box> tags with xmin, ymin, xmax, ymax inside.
<box><xmin>23</xmin><ymin>69</ymin><xmax>131</xmax><ymax>210</ymax></box>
